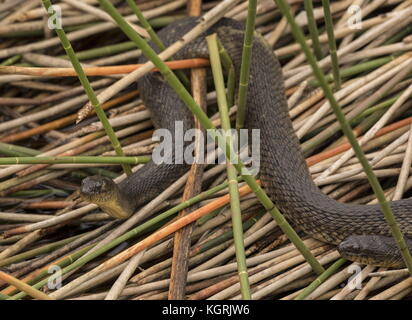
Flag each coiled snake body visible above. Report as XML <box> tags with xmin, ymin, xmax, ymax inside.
<box><xmin>81</xmin><ymin>18</ymin><xmax>412</xmax><ymax>268</ymax></box>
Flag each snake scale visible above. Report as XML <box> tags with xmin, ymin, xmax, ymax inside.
<box><xmin>80</xmin><ymin>17</ymin><xmax>412</xmax><ymax>268</ymax></box>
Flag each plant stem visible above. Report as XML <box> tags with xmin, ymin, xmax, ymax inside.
<box><xmin>1</xmin><ymin>55</ymin><xmax>21</xmax><ymax>66</ymax></box>
<box><xmin>216</xmin><ymin>38</ymin><xmax>235</xmax><ymax>108</ymax></box>
<box><xmin>0</xmin><ymin>142</ymin><xmax>38</xmax><ymax>157</ymax></box>
<box><xmin>322</xmin><ymin>0</ymin><xmax>341</xmax><ymax>90</ymax></box>
<box><xmin>98</xmin><ymin>0</ymin><xmax>324</xmax><ymax>275</ymax></box>
<box><xmin>0</xmin><ymin>234</ymin><xmax>81</xmax><ymax>268</ymax></box>
<box><xmin>294</xmin><ymin>258</ymin><xmax>347</xmax><ymax>300</ymax></box>
<box><xmin>0</xmin><ymin>156</ymin><xmax>150</xmax><ymax>165</ymax></box>
<box><xmin>126</xmin><ymin>0</ymin><xmax>189</xmax><ymax>87</ymax></box>
<box><xmin>1</xmin><ymin>271</ymin><xmax>54</xmax><ymax>300</ymax></box>
<box><xmin>9</xmin><ymin>179</ymin><xmax>237</xmax><ymax>299</ymax></box>
<box><xmin>309</xmin><ymin>56</ymin><xmax>393</xmax><ymax>87</ymax></box>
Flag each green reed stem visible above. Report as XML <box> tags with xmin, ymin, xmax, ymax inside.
<box><xmin>294</xmin><ymin>258</ymin><xmax>347</xmax><ymax>300</ymax></box>
<box><xmin>321</xmin><ymin>0</ymin><xmax>341</xmax><ymax>90</ymax></box>
<box><xmin>0</xmin><ymin>169</ymin><xmax>53</xmax><ymax>192</ymax></box>
<box><xmin>8</xmin><ymin>243</ymin><xmax>95</xmax><ymax>299</ymax></box>
<box><xmin>384</xmin><ymin>24</ymin><xmax>412</xmax><ymax>45</ymax></box>
<box><xmin>0</xmin><ymin>142</ymin><xmax>38</xmax><ymax>157</ymax></box>
<box><xmin>126</xmin><ymin>0</ymin><xmax>189</xmax><ymax>87</ymax></box>
<box><xmin>0</xmin><ymin>143</ymin><xmax>121</xmax><ymax>178</ymax></box>
<box><xmin>127</xmin><ymin>0</ymin><xmax>165</xmax><ymax>52</ymax></box>
<box><xmin>352</xmin><ymin>94</ymin><xmax>400</xmax><ymax>124</ymax></box>
<box><xmin>1</xmin><ymin>55</ymin><xmax>21</xmax><ymax>66</ymax></box>
<box><xmin>60</xmin><ymin>41</ymin><xmax>137</xmax><ymax>60</ymax></box>
<box><xmin>198</xmin><ymin>209</ymin><xmax>266</xmax><ymax>253</ymax></box>
<box><xmin>301</xmin><ymin>87</ymin><xmax>406</xmax><ymax>154</ymax></box>
<box><xmin>98</xmin><ymin>0</ymin><xmax>324</xmax><ymax>275</ymax></box>
<box><xmin>0</xmin><ymin>156</ymin><xmax>150</xmax><ymax>165</ymax></box>
<box><xmin>275</xmin><ymin>0</ymin><xmax>412</xmax><ymax>275</ymax></box>
<box><xmin>207</xmin><ymin>33</ymin><xmax>251</xmax><ymax>300</ymax></box>
<box><xmin>0</xmin><ymin>234</ymin><xmax>81</xmax><ymax>268</ymax></box>
<box><xmin>308</xmin><ymin>56</ymin><xmax>394</xmax><ymax>87</ymax></box>
<box><xmin>11</xmin><ymin>189</ymin><xmax>68</xmax><ymax>198</ymax></box>
<box><xmin>58</xmin><ymin>16</ymin><xmax>186</xmax><ymax>61</ymax></box>
<box><xmin>236</xmin><ymin>0</ymin><xmax>257</xmax><ymax>131</ymax></box>
<box><xmin>216</xmin><ymin>38</ymin><xmax>235</xmax><ymax>108</ymax></box>
<box><xmin>303</xmin><ymin>0</ymin><xmax>322</xmax><ymax>60</ymax></box>
<box><xmin>42</xmin><ymin>0</ymin><xmax>132</xmax><ymax>176</ymax></box>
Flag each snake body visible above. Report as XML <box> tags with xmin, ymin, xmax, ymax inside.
<box><xmin>81</xmin><ymin>18</ymin><xmax>412</xmax><ymax>267</ymax></box>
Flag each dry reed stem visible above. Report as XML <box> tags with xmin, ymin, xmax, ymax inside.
<box><xmin>0</xmin><ymin>59</ymin><xmax>210</xmax><ymax>77</ymax></box>
<box><xmin>315</xmin><ymin>61</ymin><xmax>412</xmax><ymax>180</ymax></box>
<box><xmin>330</xmin><ymin>265</ymin><xmax>375</xmax><ymax>300</ymax></box>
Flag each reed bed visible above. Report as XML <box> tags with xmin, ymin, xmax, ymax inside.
<box><xmin>0</xmin><ymin>0</ymin><xmax>411</xmax><ymax>300</ymax></box>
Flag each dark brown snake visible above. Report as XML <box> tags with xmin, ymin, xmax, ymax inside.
<box><xmin>80</xmin><ymin>17</ymin><xmax>412</xmax><ymax>268</ymax></box>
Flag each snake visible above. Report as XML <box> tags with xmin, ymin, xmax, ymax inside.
<box><xmin>80</xmin><ymin>17</ymin><xmax>412</xmax><ymax>268</ymax></box>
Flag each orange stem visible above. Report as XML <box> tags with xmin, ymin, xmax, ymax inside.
<box><xmin>95</xmin><ymin>182</ymin><xmax>256</xmax><ymax>273</ymax></box>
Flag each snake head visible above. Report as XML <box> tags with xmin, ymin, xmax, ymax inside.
<box><xmin>338</xmin><ymin>235</ymin><xmax>406</xmax><ymax>268</ymax></box>
<box><xmin>80</xmin><ymin>176</ymin><xmax>133</xmax><ymax>219</ymax></box>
